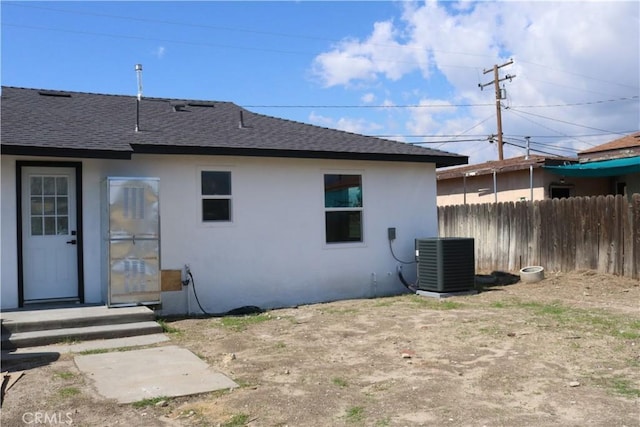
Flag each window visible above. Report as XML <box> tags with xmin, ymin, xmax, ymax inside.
<box><xmin>201</xmin><ymin>171</ymin><xmax>232</xmax><ymax>221</ymax></box>
<box><xmin>30</xmin><ymin>175</ymin><xmax>69</xmax><ymax>236</ymax></box>
<box><xmin>550</xmin><ymin>185</ymin><xmax>572</xmax><ymax>199</ymax></box>
<box><xmin>324</xmin><ymin>174</ymin><xmax>363</xmax><ymax>243</ymax></box>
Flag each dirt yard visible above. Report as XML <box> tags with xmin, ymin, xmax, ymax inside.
<box><xmin>2</xmin><ymin>271</ymin><xmax>639</xmax><ymax>426</ymax></box>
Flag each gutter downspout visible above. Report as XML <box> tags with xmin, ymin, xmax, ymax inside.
<box><xmin>493</xmin><ymin>170</ymin><xmax>498</xmax><ymax>203</ymax></box>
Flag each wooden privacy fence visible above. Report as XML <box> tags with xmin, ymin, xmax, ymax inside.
<box><xmin>438</xmin><ymin>194</ymin><xmax>640</xmax><ymax>279</ymax></box>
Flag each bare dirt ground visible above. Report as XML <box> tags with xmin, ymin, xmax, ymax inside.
<box><xmin>2</xmin><ymin>270</ymin><xmax>639</xmax><ymax>427</ymax></box>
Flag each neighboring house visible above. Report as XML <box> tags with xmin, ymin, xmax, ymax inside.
<box><xmin>0</xmin><ymin>86</ymin><xmax>466</xmax><ymax>314</ymax></box>
<box><xmin>436</xmin><ymin>155</ymin><xmax>599</xmax><ymax>206</ymax></box>
<box><xmin>544</xmin><ymin>132</ymin><xmax>640</xmax><ymax>199</ymax></box>
<box><xmin>437</xmin><ymin>132</ymin><xmax>640</xmax><ymax>206</ymax></box>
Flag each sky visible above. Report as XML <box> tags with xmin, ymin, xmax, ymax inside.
<box><xmin>2</xmin><ymin>1</ymin><xmax>639</xmax><ymax>165</ymax></box>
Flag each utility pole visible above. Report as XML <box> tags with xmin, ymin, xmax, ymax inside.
<box><xmin>479</xmin><ymin>59</ymin><xmax>515</xmax><ymax>160</ymax></box>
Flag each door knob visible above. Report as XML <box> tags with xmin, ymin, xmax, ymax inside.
<box><xmin>66</xmin><ymin>239</ymin><xmax>77</xmax><ymax>245</ymax></box>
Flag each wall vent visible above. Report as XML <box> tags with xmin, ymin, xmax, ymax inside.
<box><xmin>415</xmin><ymin>237</ymin><xmax>475</xmax><ymax>292</ymax></box>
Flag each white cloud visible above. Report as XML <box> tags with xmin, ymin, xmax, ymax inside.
<box><xmin>310</xmin><ymin>1</ymin><xmax>639</xmax><ymax>164</ymax></box>
<box><xmin>312</xmin><ymin>20</ymin><xmax>426</xmax><ymax>88</ymax></box>
<box><xmin>361</xmin><ymin>92</ymin><xmax>376</xmax><ymax>103</ymax></box>
<box><xmin>309</xmin><ymin>111</ymin><xmax>383</xmax><ymax>135</ymax></box>
<box><xmin>153</xmin><ymin>46</ymin><xmax>166</xmax><ymax>59</ymax></box>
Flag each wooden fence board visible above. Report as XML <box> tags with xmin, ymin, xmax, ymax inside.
<box><xmin>438</xmin><ymin>195</ymin><xmax>639</xmax><ymax>279</ymax></box>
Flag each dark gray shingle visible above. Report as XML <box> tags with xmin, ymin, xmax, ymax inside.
<box><xmin>1</xmin><ymin>86</ymin><xmax>467</xmax><ymax>166</ymax></box>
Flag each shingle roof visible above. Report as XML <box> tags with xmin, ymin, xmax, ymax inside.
<box><xmin>578</xmin><ymin>132</ymin><xmax>640</xmax><ymax>156</ymax></box>
<box><xmin>1</xmin><ymin>86</ymin><xmax>467</xmax><ymax>167</ymax></box>
<box><xmin>436</xmin><ymin>154</ymin><xmax>577</xmax><ymax>180</ymax></box>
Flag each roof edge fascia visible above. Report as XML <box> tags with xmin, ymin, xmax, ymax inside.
<box><xmin>131</xmin><ymin>144</ymin><xmax>468</xmax><ymax>167</ymax></box>
<box><xmin>1</xmin><ymin>145</ymin><xmax>132</xmax><ymax>160</ymax></box>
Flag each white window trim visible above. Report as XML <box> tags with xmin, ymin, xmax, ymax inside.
<box><xmin>322</xmin><ymin>170</ymin><xmax>366</xmax><ymax>248</ymax></box>
<box><xmin>197</xmin><ymin>166</ymin><xmax>235</xmax><ymax>227</ymax></box>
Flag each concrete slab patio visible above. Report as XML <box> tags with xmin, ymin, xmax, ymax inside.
<box><xmin>74</xmin><ymin>345</ymin><xmax>238</xmax><ymax>403</ymax></box>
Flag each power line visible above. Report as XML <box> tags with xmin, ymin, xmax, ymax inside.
<box><xmin>244</xmin><ymin>96</ymin><xmax>639</xmax><ymax>109</ymax></box>
<box><xmin>512</xmin><ymin>96</ymin><xmax>639</xmax><ymax>109</ymax></box>
<box><xmin>507</xmin><ymin>108</ymin><xmax>627</xmax><ymax>135</ymax></box>
<box><xmin>244</xmin><ymin>103</ymin><xmax>493</xmax><ymax>108</ymax></box>
<box><xmin>518</xmin><ymin>59</ymin><xmax>640</xmax><ymax>91</ymax></box>
<box><xmin>502</xmin><ymin>137</ymin><xmax>577</xmax><ymax>155</ymax></box>
<box><xmin>504</xmin><ymin>141</ymin><xmax>563</xmax><ymax>158</ymax></box>
<box><xmin>503</xmin><ymin>108</ymin><xmax>596</xmax><ymax>148</ymax></box>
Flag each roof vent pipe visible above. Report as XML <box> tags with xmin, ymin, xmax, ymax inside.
<box><xmin>135</xmin><ymin>64</ymin><xmax>143</xmax><ymax>132</ymax></box>
<box><xmin>239</xmin><ymin>110</ymin><xmax>245</xmax><ymax>129</ymax></box>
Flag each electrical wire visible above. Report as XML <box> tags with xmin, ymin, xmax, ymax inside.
<box><xmin>389</xmin><ymin>240</ymin><xmax>415</xmax><ymax>265</ymax></box>
<box><xmin>187</xmin><ymin>270</ymin><xmax>263</xmax><ymax>317</ymax></box>
<box><xmin>187</xmin><ymin>271</ymin><xmax>212</xmax><ymax>316</ymax></box>
<box><xmin>507</xmin><ymin>108</ymin><xmax>627</xmax><ymax>135</ymax></box>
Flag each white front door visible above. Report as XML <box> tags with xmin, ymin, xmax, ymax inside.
<box><xmin>22</xmin><ymin>167</ymin><xmax>79</xmax><ymax>302</ymax></box>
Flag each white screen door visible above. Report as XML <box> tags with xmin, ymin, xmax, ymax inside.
<box><xmin>22</xmin><ymin>167</ymin><xmax>79</xmax><ymax>302</ymax></box>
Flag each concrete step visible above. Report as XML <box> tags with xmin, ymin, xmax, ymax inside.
<box><xmin>0</xmin><ymin>306</ymin><xmax>155</xmax><ymax>333</ymax></box>
<box><xmin>1</xmin><ymin>321</ymin><xmax>163</xmax><ymax>350</ymax></box>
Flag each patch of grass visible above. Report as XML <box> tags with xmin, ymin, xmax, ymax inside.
<box><xmin>157</xmin><ymin>318</ymin><xmax>181</xmax><ymax>334</ymax></box>
<box><xmin>490</xmin><ymin>301</ymin><xmax>506</xmax><ymax>308</ymax></box>
<box><xmin>131</xmin><ymin>396</ymin><xmax>169</xmax><ymax>408</ymax></box>
<box><xmin>373</xmin><ymin>297</ymin><xmax>398</xmax><ymax>307</ymax></box>
<box><xmin>233</xmin><ymin>378</ymin><xmax>254</xmax><ymax>388</ymax></box>
<box><xmin>611</xmin><ymin>377</ymin><xmax>640</xmax><ymax>397</ymax></box>
<box><xmin>593</xmin><ymin>376</ymin><xmax>640</xmax><ymax>398</ymax></box>
<box><xmin>332</xmin><ymin>377</ymin><xmax>348</xmax><ymax>388</ymax></box>
<box><xmin>53</xmin><ymin>371</ymin><xmax>75</xmax><ymax>380</ymax></box>
<box><xmin>409</xmin><ymin>295</ymin><xmax>463</xmax><ymax>310</ymax></box>
<box><xmin>627</xmin><ymin>357</ymin><xmax>640</xmax><ymax>368</ymax></box>
<box><xmin>58</xmin><ymin>387</ymin><xmax>80</xmax><ymax>398</ymax></box>
<box><xmin>78</xmin><ymin>348</ymin><xmax>110</xmax><ymax>355</ymax></box>
<box><xmin>274</xmin><ymin>341</ymin><xmax>286</xmax><ymax>349</ymax></box>
<box><xmin>78</xmin><ymin>346</ymin><xmax>139</xmax><ymax>355</ymax></box>
<box><xmin>375</xmin><ymin>418</ymin><xmax>391</xmax><ymax>427</ymax></box>
<box><xmin>495</xmin><ymin>299</ymin><xmax>639</xmax><ymax>340</ymax></box>
<box><xmin>321</xmin><ymin>307</ymin><xmax>359</xmax><ymax>315</ymax></box>
<box><xmin>216</xmin><ymin>314</ymin><xmax>272</xmax><ymax>332</ymax></box>
<box><xmin>222</xmin><ymin>413</ymin><xmax>250</xmax><ymax>427</ymax></box>
<box><xmin>344</xmin><ymin>406</ymin><xmax>365</xmax><ymax>423</ymax></box>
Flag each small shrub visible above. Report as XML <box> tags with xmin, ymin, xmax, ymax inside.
<box><xmin>53</xmin><ymin>371</ymin><xmax>75</xmax><ymax>380</ymax></box>
<box><xmin>58</xmin><ymin>387</ymin><xmax>80</xmax><ymax>398</ymax></box>
<box><xmin>345</xmin><ymin>406</ymin><xmax>365</xmax><ymax>423</ymax></box>
<box><xmin>223</xmin><ymin>413</ymin><xmax>250</xmax><ymax>427</ymax></box>
<box><xmin>131</xmin><ymin>396</ymin><xmax>169</xmax><ymax>408</ymax></box>
<box><xmin>332</xmin><ymin>377</ymin><xmax>348</xmax><ymax>388</ymax></box>
<box><xmin>217</xmin><ymin>314</ymin><xmax>272</xmax><ymax>332</ymax></box>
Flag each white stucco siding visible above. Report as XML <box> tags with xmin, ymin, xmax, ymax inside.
<box><xmin>1</xmin><ymin>154</ymin><xmax>438</xmax><ymax>313</ymax></box>
<box><xmin>1</xmin><ymin>158</ymin><xmax>19</xmax><ymax>308</ymax></box>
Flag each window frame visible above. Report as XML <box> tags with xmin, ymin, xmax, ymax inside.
<box><xmin>199</xmin><ymin>168</ymin><xmax>233</xmax><ymax>224</ymax></box>
<box><xmin>323</xmin><ymin>171</ymin><xmax>365</xmax><ymax>246</ymax></box>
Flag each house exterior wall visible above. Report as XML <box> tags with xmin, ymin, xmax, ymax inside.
<box><xmin>437</xmin><ymin>168</ymin><xmax>626</xmax><ymax>206</ymax></box>
<box><xmin>623</xmin><ymin>173</ymin><xmax>640</xmax><ymax>197</ymax></box>
<box><xmin>1</xmin><ymin>154</ymin><xmax>437</xmax><ymax>313</ymax></box>
<box><xmin>437</xmin><ymin>169</ymin><xmax>545</xmax><ymax>206</ymax></box>
<box><xmin>541</xmin><ymin>174</ymin><xmax>618</xmax><ymax>198</ymax></box>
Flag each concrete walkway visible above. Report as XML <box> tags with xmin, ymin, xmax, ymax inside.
<box><xmin>1</xmin><ymin>305</ymin><xmax>238</xmax><ymax>404</ymax></box>
<box><xmin>74</xmin><ymin>345</ymin><xmax>238</xmax><ymax>403</ymax></box>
